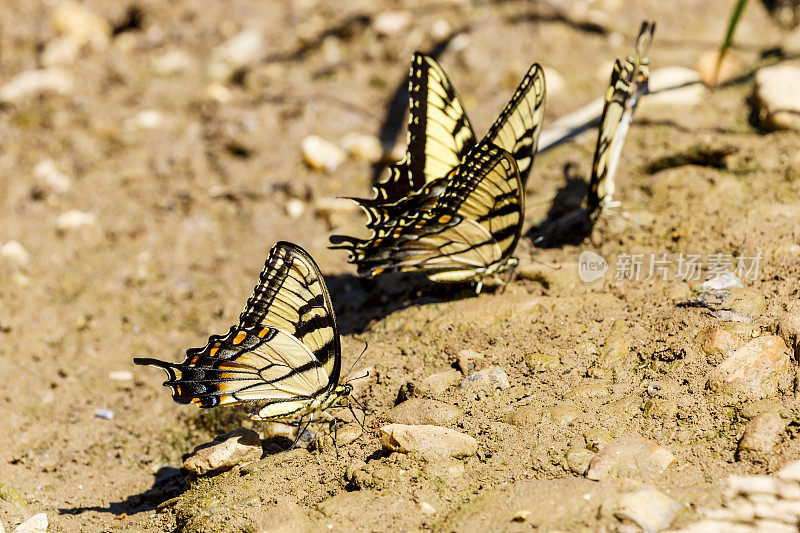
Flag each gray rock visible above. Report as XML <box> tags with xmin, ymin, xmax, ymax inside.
<box><xmin>183</xmin><ymin>427</ymin><xmax>262</xmax><ymax>475</ymax></box>
<box><xmin>11</xmin><ymin>513</ymin><xmax>47</xmax><ymax>533</ymax></box>
<box><xmin>755</xmin><ymin>65</ymin><xmax>800</xmax><ymax>131</ymax></box>
<box><xmin>586</xmin><ymin>435</ymin><xmax>675</xmax><ymax>481</ymax></box>
<box><xmin>460</xmin><ymin>366</ymin><xmax>510</xmax><ymax>391</ymax></box>
<box><xmin>706</xmin><ymin>335</ymin><xmax>792</xmax><ymax>402</ymax></box>
<box><xmin>737</xmin><ymin>410</ymin><xmax>788</xmax><ymax>462</ymax></box>
<box><xmin>615</xmin><ymin>488</ymin><xmax>681</xmax><ymax>533</ymax></box>
<box><xmin>379</xmin><ymin>424</ymin><xmax>477</xmax><ymax>458</ymax></box>
<box><xmin>386</xmin><ymin>399</ymin><xmax>464</xmax><ymax>426</ymax></box>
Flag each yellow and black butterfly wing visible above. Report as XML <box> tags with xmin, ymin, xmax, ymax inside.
<box><xmin>484</xmin><ymin>63</ymin><xmax>547</xmax><ymax>186</ymax></box>
<box><xmin>333</xmin><ymin>142</ymin><xmax>523</xmax><ymax>282</ymax></box>
<box><xmin>363</xmin><ymin>52</ymin><xmax>477</xmax><ymax>209</ymax></box>
<box><xmin>587</xmin><ymin>21</ymin><xmax>655</xmax><ymax>222</ymax></box>
<box><xmin>237</xmin><ymin>241</ymin><xmax>340</xmax><ymax>382</ymax></box>
<box><xmin>134</xmin><ymin>242</ymin><xmax>342</xmax><ymax>420</ymax></box>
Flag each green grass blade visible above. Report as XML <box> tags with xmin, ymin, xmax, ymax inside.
<box><xmin>716</xmin><ymin>0</ymin><xmax>749</xmax><ymax>83</ymax></box>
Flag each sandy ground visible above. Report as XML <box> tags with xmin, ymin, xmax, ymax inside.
<box><xmin>2</xmin><ymin>0</ymin><xmax>800</xmax><ymax>531</ymax></box>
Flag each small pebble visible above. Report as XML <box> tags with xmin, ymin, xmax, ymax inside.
<box><xmin>56</xmin><ymin>210</ymin><xmax>97</xmax><ymax>232</ymax></box>
<box><xmin>586</xmin><ymin>435</ymin><xmax>674</xmax><ymax>481</ymax></box>
<box><xmin>386</xmin><ymin>399</ymin><xmax>464</xmax><ymax>426</ymax></box>
<box><xmin>418</xmin><ymin>501</ymin><xmax>437</xmax><ymax>515</ymax></box>
<box><xmin>418</xmin><ymin>370</ymin><xmax>461</xmax><ymax>396</ymax></box>
<box><xmin>456</xmin><ymin>349</ymin><xmax>483</xmax><ymax>374</ymax></box>
<box><xmin>108</xmin><ymin>371</ymin><xmax>133</xmax><ymax>382</ymax></box>
<box><xmin>153</xmin><ymin>49</ymin><xmax>193</xmax><ymax>75</ymax></box>
<box><xmin>706</xmin><ymin>335</ymin><xmax>792</xmax><ymax>401</ymax></box>
<box><xmin>41</xmin><ymin>35</ymin><xmax>81</xmax><ymax>67</ymax></box>
<box><xmin>738</xmin><ymin>410</ymin><xmax>788</xmax><ymax>462</ymax></box>
<box><xmin>698</xmin><ymin>272</ymin><xmax>743</xmax><ymax>290</ymax></box>
<box><xmin>94</xmin><ymin>408</ymin><xmax>114</xmax><ymax>420</ymax></box>
<box><xmin>0</xmin><ymin>241</ymin><xmax>30</xmax><ymax>268</ymax></box>
<box><xmin>125</xmin><ymin>109</ymin><xmax>164</xmax><ymax>131</ymax></box>
<box><xmin>372</xmin><ymin>10</ymin><xmax>413</xmax><ymax>37</ymax></box>
<box><xmin>379</xmin><ymin>424</ymin><xmax>477</xmax><ymax>458</ymax></box>
<box><xmin>0</xmin><ymin>68</ymin><xmax>72</xmax><ymax>103</ymax></box>
<box><xmin>285</xmin><ymin>198</ymin><xmax>306</xmax><ymax>219</ymax></box>
<box><xmin>754</xmin><ymin>65</ymin><xmax>800</xmax><ymax>131</ymax></box>
<box><xmin>11</xmin><ymin>513</ymin><xmax>47</xmax><ymax>533</ymax></box>
<box><xmin>615</xmin><ymin>488</ymin><xmax>681</xmax><ymax>533</ymax></box>
<box><xmin>547</xmin><ymin>401</ymin><xmax>580</xmax><ymax>427</ymax></box>
<box><xmin>341</xmin><ymin>133</ymin><xmax>383</xmax><ymax>162</ymax></box>
<box><xmin>700</xmin><ymin>328</ymin><xmax>738</xmax><ymax>356</ymax></box>
<box><xmin>776</xmin><ymin>305</ymin><xmax>800</xmax><ymax>361</ymax></box>
<box><xmin>301</xmin><ymin>135</ymin><xmax>346</xmax><ymax>173</ymax></box>
<box><xmin>525</xmin><ymin>351</ymin><xmax>559</xmax><ymax>372</ymax></box>
<box><xmin>566</xmin><ymin>447</ymin><xmax>595</xmax><ymax>476</ymax></box>
<box><xmin>33</xmin><ymin>160</ymin><xmax>71</xmax><ymax>195</ymax></box>
<box><xmin>183</xmin><ymin>427</ymin><xmax>263</xmax><ymax>475</ymax></box>
<box><xmin>207</xmin><ymin>30</ymin><xmax>264</xmax><ymax>81</ymax></box>
<box><xmin>695</xmin><ymin>49</ymin><xmax>741</xmax><ymax>87</ymax></box>
<box><xmin>51</xmin><ymin>1</ymin><xmax>109</xmax><ymax>49</ymax></box>
<box><xmin>460</xmin><ymin>366</ymin><xmax>510</xmax><ymax>391</ymax></box>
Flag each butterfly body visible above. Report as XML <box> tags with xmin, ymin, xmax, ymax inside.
<box><xmin>134</xmin><ymin>242</ymin><xmax>352</xmax><ymax>423</ymax></box>
<box><xmin>587</xmin><ymin>21</ymin><xmax>655</xmax><ymax>222</ymax></box>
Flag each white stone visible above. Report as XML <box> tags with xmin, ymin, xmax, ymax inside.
<box><xmin>208</xmin><ymin>30</ymin><xmax>264</xmax><ymax>81</ymax></box>
<box><xmin>34</xmin><ymin>160</ymin><xmax>71</xmax><ymax>194</ymax></box>
<box><xmin>755</xmin><ymin>65</ymin><xmax>800</xmax><ymax>131</ymax></box>
<box><xmin>586</xmin><ymin>435</ymin><xmax>675</xmax><ymax>481</ymax></box>
<box><xmin>108</xmin><ymin>370</ymin><xmax>133</xmax><ymax>382</ymax></box>
<box><xmin>0</xmin><ymin>68</ymin><xmax>72</xmax><ymax>103</ymax></box>
<box><xmin>419</xmin><ymin>501</ymin><xmax>437</xmax><ymax>515</ymax></box>
<box><xmin>777</xmin><ymin>460</ymin><xmax>800</xmax><ymax>483</ymax></box>
<box><xmin>341</xmin><ymin>133</ymin><xmax>383</xmax><ymax>162</ymax></box>
<box><xmin>698</xmin><ymin>272</ymin><xmax>743</xmax><ymax>290</ymax></box>
<box><xmin>301</xmin><ymin>135</ymin><xmax>346</xmax><ymax>173</ymax></box>
<box><xmin>372</xmin><ymin>11</ymin><xmax>413</xmax><ymax>37</ymax></box>
<box><xmin>183</xmin><ymin>428</ymin><xmax>262</xmax><ymax>475</ymax></box>
<box><xmin>0</xmin><ymin>241</ymin><xmax>30</xmax><ymax>267</ymax></box>
<box><xmin>153</xmin><ymin>49</ymin><xmax>193</xmax><ymax>75</ymax></box>
<box><xmin>56</xmin><ymin>210</ymin><xmax>97</xmax><ymax>232</ymax></box>
<box><xmin>51</xmin><ymin>1</ymin><xmax>110</xmax><ymax>50</ymax></box>
<box><xmin>12</xmin><ymin>513</ymin><xmax>47</xmax><ymax>533</ymax></box>
<box><xmin>645</xmin><ymin>67</ymin><xmax>705</xmax><ymax>107</ymax></box>
<box><xmin>379</xmin><ymin>424</ymin><xmax>477</xmax><ymax>458</ymax></box>
<box><xmin>125</xmin><ymin>109</ymin><xmax>164</xmax><ymax>130</ymax></box>
<box><xmin>285</xmin><ymin>198</ymin><xmax>306</xmax><ymax>219</ymax></box>
<box><xmin>205</xmin><ymin>83</ymin><xmax>232</xmax><ymax>103</ymax></box>
<box><xmin>41</xmin><ymin>35</ymin><xmax>81</xmax><ymax>67</ymax></box>
<box><xmin>615</xmin><ymin>488</ymin><xmax>681</xmax><ymax>533</ymax></box>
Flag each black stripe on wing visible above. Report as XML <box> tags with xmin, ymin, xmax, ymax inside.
<box><xmin>134</xmin><ymin>326</ymin><xmax>326</xmax><ymax>409</ymax></box>
<box><xmin>484</xmin><ymin>63</ymin><xmax>547</xmax><ymax>186</ymax></box>
<box><xmin>367</xmin><ymin>52</ymin><xmax>477</xmax><ymax>207</ymax></box>
<box><xmin>332</xmin><ymin>141</ymin><xmax>522</xmax><ymax>278</ymax></box>
<box><xmin>237</xmin><ymin>241</ymin><xmax>341</xmax><ymax>383</ymax></box>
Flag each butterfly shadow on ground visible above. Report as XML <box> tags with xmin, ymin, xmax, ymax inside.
<box><xmin>324</xmin><ymin>271</ymin><xmax>479</xmax><ymax>336</ymax></box>
<box><xmin>525</xmin><ymin>162</ymin><xmax>593</xmax><ymax>249</ymax></box>
<box><xmin>58</xmin><ymin>465</ymin><xmax>186</xmax><ymax>519</ymax></box>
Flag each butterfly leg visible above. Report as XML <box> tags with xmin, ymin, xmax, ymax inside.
<box><xmin>291</xmin><ymin>414</ymin><xmax>314</xmax><ymax>450</ymax></box>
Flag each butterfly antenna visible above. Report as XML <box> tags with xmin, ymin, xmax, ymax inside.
<box><xmin>345</xmin><ymin>340</ymin><xmax>369</xmax><ymax>383</ymax></box>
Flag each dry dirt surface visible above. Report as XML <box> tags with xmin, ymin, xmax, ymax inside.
<box><xmin>2</xmin><ymin>1</ymin><xmax>800</xmax><ymax>532</ymax></box>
